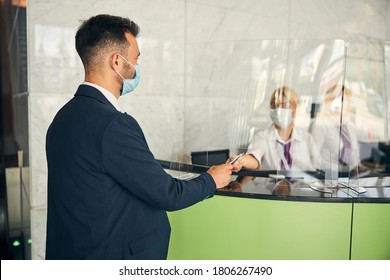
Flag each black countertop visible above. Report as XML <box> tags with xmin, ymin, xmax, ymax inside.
<box><xmin>158</xmin><ymin>159</ymin><xmax>390</xmax><ymax>203</ymax></box>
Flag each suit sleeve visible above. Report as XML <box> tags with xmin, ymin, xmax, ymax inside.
<box><xmin>101</xmin><ymin>113</ymin><xmax>216</xmax><ymax>211</ymax></box>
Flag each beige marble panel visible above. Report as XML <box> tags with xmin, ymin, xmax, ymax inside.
<box><xmin>29</xmin><ymin>94</ymin><xmax>73</xmax><ymax>208</ymax></box>
<box><xmin>290</xmin><ymin>0</ymin><xmax>387</xmax><ymax>40</ymax></box>
<box><xmin>119</xmin><ymin>95</ymin><xmax>184</xmax><ymax>161</ymax></box>
<box><xmin>28</xmin><ymin>0</ymin><xmax>185</xmax><ymax>94</ymax></box>
<box><xmin>186</xmin><ymin>2</ymin><xmax>289</xmax><ymax>43</ymax></box>
<box><xmin>30</xmin><ymin>207</ymin><xmax>47</xmax><ymax>260</ymax></box>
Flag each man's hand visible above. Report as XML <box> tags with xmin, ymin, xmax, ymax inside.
<box><xmin>207</xmin><ymin>164</ymin><xmax>233</xmax><ymax>189</ymax></box>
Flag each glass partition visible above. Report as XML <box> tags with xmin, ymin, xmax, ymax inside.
<box><xmin>338</xmin><ymin>40</ymin><xmax>390</xmax><ymax>197</ymax></box>
<box><xmin>160</xmin><ymin>39</ymin><xmax>390</xmax><ymax>200</ymax></box>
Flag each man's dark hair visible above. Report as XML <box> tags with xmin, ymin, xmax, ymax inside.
<box><xmin>75</xmin><ymin>14</ymin><xmax>140</xmax><ymax>70</ymax></box>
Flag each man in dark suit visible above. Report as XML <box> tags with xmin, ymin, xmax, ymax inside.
<box><xmin>45</xmin><ymin>14</ymin><xmax>233</xmax><ymax>260</ymax></box>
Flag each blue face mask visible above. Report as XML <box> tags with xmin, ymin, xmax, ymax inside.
<box><xmin>115</xmin><ymin>55</ymin><xmax>140</xmax><ymax>96</ymax></box>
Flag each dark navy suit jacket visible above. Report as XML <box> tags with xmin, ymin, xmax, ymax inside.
<box><xmin>45</xmin><ymin>85</ymin><xmax>216</xmax><ymax>259</ymax></box>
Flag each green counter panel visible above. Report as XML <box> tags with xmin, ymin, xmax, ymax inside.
<box><xmin>167</xmin><ymin>196</ymin><xmax>352</xmax><ymax>260</ymax></box>
<box><xmin>351</xmin><ymin>203</ymin><xmax>390</xmax><ymax>260</ymax></box>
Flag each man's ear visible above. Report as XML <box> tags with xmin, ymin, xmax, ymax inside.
<box><xmin>110</xmin><ymin>53</ymin><xmax>120</xmax><ymax>69</ymax></box>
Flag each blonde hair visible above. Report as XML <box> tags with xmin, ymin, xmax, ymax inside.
<box><xmin>270</xmin><ymin>86</ymin><xmax>299</xmax><ymax>108</ymax></box>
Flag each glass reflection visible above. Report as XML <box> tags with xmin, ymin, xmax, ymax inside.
<box><xmin>271</xmin><ymin>179</ymin><xmax>291</xmax><ymax>196</ymax></box>
<box><xmin>162</xmin><ymin>39</ymin><xmax>390</xmax><ymax>200</ymax></box>
<box><xmin>32</xmin><ymin>24</ymin><xmax>79</xmax><ymax>93</ymax></box>
<box><xmin>219</xmin><ymin>176</ymin><xmax>353</xmax><ymax>198</ymax></box>
<box><xmin>311</xmin><ymin>85</ymin><xmax>361</xmax><ymax>172</ymax></box>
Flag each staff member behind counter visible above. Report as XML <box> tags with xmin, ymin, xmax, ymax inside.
<box><xmin>226</xmin><ymin>86</ymin><xmax>320</xmax><ymax>190</ymax></box>
<box><xmin>311</xmin><ymin>85</ymin><xmax>361</xmax><ymax>171</ymax></box>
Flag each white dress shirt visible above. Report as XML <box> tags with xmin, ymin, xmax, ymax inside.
<box><xmin>247</xmin><ymin>125</ymin><xmax>319</xmax><ymax>171</ymax></box>
<box><xmin>83</xmin><ymin>82</ymin><xmax>121</xmax><ymax>112</ymax></box>
<box><xmin>311</xmin><ymin>113</ymin><xmax>360</xmax><ymax>171</ymax></box>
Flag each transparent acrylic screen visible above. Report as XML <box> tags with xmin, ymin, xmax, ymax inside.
<box><xmin>167</xmin><ymin>39</ymin><xmax>390</xmax><ymax>198</ymax></box>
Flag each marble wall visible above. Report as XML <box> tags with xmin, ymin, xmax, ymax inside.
<box><xmin>387</xmin><ymin>2</ymin><xmax>390</xmax><ymax>40</ymax></box>
<box><xmin>27</xmin><ymin>0</ymin><xmax>390</xmax><ymax>259</ymax></box>
<box><xmin>183</xmin><ymin>0</ymin><xmax>389</xmax><ymax>157</ymax></box>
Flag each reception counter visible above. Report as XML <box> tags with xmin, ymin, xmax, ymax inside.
<box><xmin>160</xmin><ymin>161</ymin><xmax>390</xmax><ymax>260</ymax></box>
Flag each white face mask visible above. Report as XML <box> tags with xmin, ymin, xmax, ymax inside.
<box><xmin>270</xmin><ymin>108</ymin><xmax>293</xmax><ymax>128</ymax></box>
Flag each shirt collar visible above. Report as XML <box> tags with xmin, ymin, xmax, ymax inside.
<box><xmin>83</xmin><ymin>82</ymin><xmax>121</xmax><ymax>112</ymax></box>
<box><xmin>271</xmin><ymin>125</ymin><xmax>304</xmax><ymax>144</ymax></box>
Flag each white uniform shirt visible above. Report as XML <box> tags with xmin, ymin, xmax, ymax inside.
<box><xmin>247</xmin><ymin>126</ymin><xmax>319</xmax><ymax>171</ymax></box>
<box><xmin>311</xmin><ymin>114</ymin><xmax>360</xmax><ymax>170</ymax></box>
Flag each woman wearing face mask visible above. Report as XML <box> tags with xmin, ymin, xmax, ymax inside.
<box><xmin>310</xmin><ymin>85</ymin><xmax>361</xmax><ymax>171</ymax></box>
<box><xmin>229</xmin><ymin>86</ymin><xmax>319</xmax><ymax>172</ymax></box>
